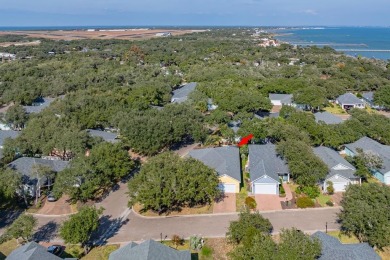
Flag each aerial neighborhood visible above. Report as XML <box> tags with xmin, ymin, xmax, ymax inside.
<box><xmin>0</xmin><ymin>28</ymin><xmax>389</xmax><ymax>260</ymax></box>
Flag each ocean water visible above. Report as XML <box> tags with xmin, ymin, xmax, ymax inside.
<box><xmin>273</xmin><ymin>27</ymin><xmax>390</xmax><ymax>60</ymax></box>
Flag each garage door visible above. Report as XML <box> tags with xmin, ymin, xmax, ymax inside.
<box><xmin>219</xmin><ymin>183</ymin><xmax>236</xmax><ymax>193</ymax></box>
<box><xmin>333</xmin><ymin>182</ymin><xmax>348</xmax><ymax>192</ymax></box>
<box><xmin>253</xmin><ymin>183</ymin><xmax>277</xmax><ymax>195</ymax></box>
<box><xmin>385</xmin><ymin>175</ymin><xmax>390</xmax><ymax>185</ymax></box>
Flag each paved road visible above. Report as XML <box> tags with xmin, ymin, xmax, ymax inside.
<box><xmin>2</xmin><ymin>180</ymin><xmax>340</xmax><ymax>244</ymax></box>
<box><xmin>107</xmin><ymin>207</ymin><xmax>340</xmax><ymax>243</ymax></box>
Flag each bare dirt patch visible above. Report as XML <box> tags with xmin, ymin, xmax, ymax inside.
<box><xmin>0</xmin><ymin>29</ymin><xmax>204</xmax><ymax>41</ymax></box>
<box><xmin>203</xmin><ymin>238</ymin><xmax>233</xmax><ymax>260</ymax></box>
<box><xmin>0</xmin><ymin>40</ymin><xmax>41</xmax><ymax>47</ymax></box>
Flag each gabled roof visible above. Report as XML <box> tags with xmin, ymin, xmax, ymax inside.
<box><xmin>311</xmin><ymin>231</ymin><xmax>380</xmax><ymax>260</ymax></box>
<box><xmin>23</xmin><ymin>97</ymin><xmax>56</xmax><ymax>114</ymax></box>
<box><xmin>248</xmin><ymin>144</ymin><xmax>289</xmax><ymax>182</ymax></box>
<box><xmin>187</xmin><ymin>146</ymin><xmax>241</xmax><ymax>182</ymax></box>
<box><xmin>314</xmin><ymin>112</ymin><xmax>343</xmax><ymax>125</ymax></box>
<box><xmin>87</xmin><ymin>129</ymin><xmax>119</xmax><ymax>143</ymax></box>
<box><xmin>313</xmin><ymin>146</ymin><xmax>357</xmax><ymax>180</ymax></box>
<box><xmin>268</xmin><ymin>93</ymin><xmax>293</xmax><ymax>104</ymax></box>
<box><xmin>6</xmin><ymin>241</ymin><xmax>62</xmax><ymax>260</ymax></box>
<box><xmin>171</xmin><ymin>82</ymin><xmax>197</xmax><ymax>103</ymax></box>
<box><xmin>0</xmin><ymin>130</ymin><xmax>20</xmax><ymax>147</ymax></box>
<box><xmin>109</xmin><ymin>240</ymin><xmax>191</xmax><ymax>260</ymax></box>
<box><xmin>8</xmin><ymin>157</ymin><xmax>69</xmax><ymax>184</ymax></box>
<box><xmin>336</xmin><ymin>93</ymin><xmax>364</xmax><ymax>105</ymax></box>
<box><xmin>344</xmin><ymin>136</ymin><xmax>390</xmax><ymax>173</ymax></box>
<box><xmin>361</xmin><ymin>92</ymin><xmax>374</xmax><ymax>102</ymax></box>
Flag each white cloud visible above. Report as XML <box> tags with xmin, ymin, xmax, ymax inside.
<box><xmin>302</xmin><ymin>9</ymin><xmax>318</xmax><ymax>15</ymax></box>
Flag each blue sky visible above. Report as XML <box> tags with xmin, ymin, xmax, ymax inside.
<box><xmin>0</xmin><ymin>0</ymin><xmax>389</xmax><ymax>27</ymax></box>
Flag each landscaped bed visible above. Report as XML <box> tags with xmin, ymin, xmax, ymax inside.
<box><xmin>133</xmin><ymin>203</ymin><xmax>213</xmax><ymax>216</ymax></box>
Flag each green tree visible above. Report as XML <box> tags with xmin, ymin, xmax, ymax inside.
<box><xmin>277</xmin><ymin>228</ymin><xmax>321</xmax><ymax>260</ymax></box>
<box><xmin>0</xmin><ymin>168</ymin><xmax>22</xmax><ymax>202</ymax></box>
<box><xmin>374</xmin><ymin>85</ymin><xmax>390</xmax><ymax>109</ymax></box>
<box><xmin>293</xmin><ymin>86</ymin><xmax>328</xmax><ymax>111</ymax></box>
<box><xmin>227</xmin><ymin>210</ymin><xmax>273</xmax><ymax>244</ymax></box>
<box><xmin>339</xmin><ymin>183</ymin><xmax>390</xmax><ymax>249</ymax></box>
<box><xmin>128</xmin><ymin>152</ymin><xmax>220</xmax><ymax>213</ymax></box>
<box><xmin>5</xmin><ymin>214</ymin><xmax>37</xmax><ymax>243</ymax></box>
<box><xmin>229</xmin><ymin>228</ymin><xmax>277</xmax><ymax>260</ymax></box>
<box><xmin>60</xmin><ymin>206</ymin><xmax>103</xmax><ymax>252</ymax></box>
<box><xmin>4</xmin><ymin>104</ymin><xmax>28</xmax><ymax>130</ymax></box>
<box><xmin>54</xmin><ymin>142</ymin><xmax>135</xmax><ymax>201</ymax></box>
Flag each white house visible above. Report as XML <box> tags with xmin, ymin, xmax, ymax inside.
<box><xmin>335</xmin><ymin>93</ymin><xmax>365</xmax><ymax>110</ymax></box>
<box><xmin>269</xmin><ymin>93</ymin><xmax>293</xmax><ymax>106</ymax></box>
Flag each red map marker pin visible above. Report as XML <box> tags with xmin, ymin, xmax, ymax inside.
<box><xmin>237</xmin><ymin>134</ymin><xmax>254</xmax><ymax>147</ymax></box>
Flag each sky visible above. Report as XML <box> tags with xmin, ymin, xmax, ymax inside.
<box><xmin>0</xmin><ymin>0</ymin><xmax>389</xmax><ymax>27</ymax></box>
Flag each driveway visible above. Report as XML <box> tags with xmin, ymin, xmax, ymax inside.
<box><xmin>37</xmin><ymin>195</ymin><xmax>75</xmax><ymax>216</ymax></box>
<box><xmin>255</xmin><ymin>195</ymin><xmax>282</xmax><ymax>211</ymax></box>
<box><xmin>213</xmin><ymin>193</ymin><xmax>236</xmax><ymax>213</ymax></box>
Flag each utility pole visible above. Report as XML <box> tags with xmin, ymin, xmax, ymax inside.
<box><xmin>326</xmin><ymin>222</ymin><xmax>328</xmax><ymax>233</ymax></box>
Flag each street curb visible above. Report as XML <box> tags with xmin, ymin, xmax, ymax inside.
<box><xmin>104</xmin><ymin>229</ymin><xmax>341</xmax><ymax>245</ymax></box>
<box><xmin>26</xmin><ymin>212</ymin><xmax>77</xmax><ymax>217</ymax></box>
<box><xmin>131</xmin><ymin>206</ymin><xmax>342</xmax><ymax>219</ymax></box>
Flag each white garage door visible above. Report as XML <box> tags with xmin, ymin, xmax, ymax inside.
<box><xmin>219</xmin><ymin>183</ymin><xmax>236</xmax><ymax>193</ymax></box>
<box><xmin>333</xmin><ymin>182</ymin><xmax>348</xmax><ymax>192</ymax></box>
<box><xmin>254</xmin><ymin>183</ymin><xmax>277</xmax><ymax>195</ymax></box>
<box><xmin>385</xmin><ymin>175</ymin><xmax>390</xmax><ymax>185</ymax></box>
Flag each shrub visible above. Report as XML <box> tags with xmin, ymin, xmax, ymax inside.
<box><xmin>297</xmin><ymin>186</ymin><xmax>320</xmax><ymax>199</ymax></box>
<box><xmin>279</xmin><ymin>183</ymin><xmax>285</xmax><ymax>195</ymax></box>
<box><xmin>201</xmin><ymin>245</ymin><xmax>213</xmax><ymax>257</ymax></box>
<box><xmin>190</xmin><ymin>236</ymin><xmax>204</xmax><ymax>251</ymax></box>
<box><xmin>326</xmin><ymin>200</ymin><xmax>334</xmax><ymax>206</ymax></box>
<box><xmin>296</xmin><ymin>196</ymin><xmax>315</xmax><ymax>208</ymax></box>
<box><xmin>245</xmin><ymin>196</ymin><xmax>257</xmax><ymax>210</ymax></box>
<box><xmin>326</xmin><ymin>181</ymin><xmax>334</xmax><ymax>195</ymax></box>
<box><xmin>171</xmin><ymin>234</ymin><xmax>183</xmax><ymax>249</ymax></box>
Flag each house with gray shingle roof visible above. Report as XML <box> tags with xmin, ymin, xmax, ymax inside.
<box><xmin>311</xmin><ymin>231</ymin><xmax>380</xmax><ymax>260</ymax></box>
<box><xmin>313</xmin><ymin>146</ymin><xmax>360</xmax><ymax>192</ymax></box>
<box><xmin>108</xmin><ymin>239</ymin><xmax>191</xmax><ymax>260</ymax></box>
<box><xmin>87</xmin><ymin>129</ymin><xmax>119</xmax><ymax>143</ymax></box>
<box><xmin>187</xmin><ymin>146</ymin><xmax>241</xmax><ymax>193</ymax></box>
<box><xmin>361</xmin><ymin>92</ymin><xmax>384</xmax><ymax>110</ymax></box>
<box><xmin>269</xmin><ymin>93</ymin><xmax>293</xmax><ymax>106</ymax></box>
<box><xmin>0</xmin><ymin>130</ymin><xmax>20</xmax><ymax>149</ymax></box>
<box><xmin>344</xmin><ymin>136</ymin><xmax>390</xmax><ymax>185</ymax></box>
<box><xmin>23</xmin><ymin>97</ymin><xmax>56</xmax><ymax>114</ymax></box>
<box><xmin>335</xmin><ymin>93</ymin><xmax>364</xmax><ymax>110</ymax></box>
<box><xmin>6</xmin><ymin>241</ymin><xmax>63</xmax><ymax>260</ymax></box>
<box><xmin>314</xmin><ymin>112</ymin><xmax>344</xmax><ymax>125</ymax></box>
<box><xmin>248</xmin><ymin>144</ymin><xmax>289</xmax><ymax>195</ymax></box>
<box><xmin>171</xmin><ymin>82</ymin><xmax>197</xmax><ymax>104</ymax></box>
<box><xmin>8</xmin><ymin>157</ymin><xmax>69</xmax><ymax>197</ymax></box>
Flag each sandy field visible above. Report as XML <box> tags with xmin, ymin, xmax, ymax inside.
<box><xmin>0</xmin><ymin>29</ymin><xmax>205</xmax><ymax>41</ymax></box>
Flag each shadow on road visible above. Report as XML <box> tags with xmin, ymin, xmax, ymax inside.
<box><xmin>91</xmin><ymin>215</ymin><xmax>129</xmax><ymax>246</ymax></box>
<box><xmin>0</xmin><ymin>210</ymin><xmax>22</xmax><ymax>230</ymax></box>
<box><xmin>33</xmin><ymin>221</ymin><xmax>59</xmax><ymax>242</ymax></box>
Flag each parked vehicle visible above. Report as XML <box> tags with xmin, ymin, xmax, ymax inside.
<box><xmin>47</xmin><ymin>193</ymin><xmax>57</xmax><ymax>202</ymax></box>
<box><xmin>47</xmin><ymin>245</ymin><xmax>64</xmax><ymax>256</ymax></box>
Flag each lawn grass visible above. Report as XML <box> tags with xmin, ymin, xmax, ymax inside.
<box><xmin>133</xmin><ymin>203</ymin><xmax>213</xmax><ymax>216</ymax></box>
<box><xmin>82</xmin><ymin>245</ymin><xmax>119</xmax><ymax>260</ymax></box>
<box><xmin>162</xmin><ymin>240</ymin><xmax>191</xmax><ymax>251</ymax></box>
<box><xmin>0</xmin><ymin>239</ymin><xmax>19</xmax><ymax>260</ymax></box>
<box><xmin>236</xmin><ymin>187</ymin><xmax>248</xmax><ymax>212</ymax></box>
<box><xmin>323</xmin><ymin>105</ymin><xmax>347</xmax><ymax>114</ymax></box>
<box><xmin>327</xmin><ymin>230</ymin><xmax>359</xmax><ymax>244</ymax></box>
<box><xmin>316</xmin><ymin>194</ymin><xmax>332</xmax><ymax>207</ymax></box>
<box><xmin>377</xmin><ymin>246</ymin><xmax>390</xmax><ymax>260</ymax></box>
<box><xmin>63</xmin><ymin>244</ymin><xmax>84</xmax><ymax>259</ymax></box>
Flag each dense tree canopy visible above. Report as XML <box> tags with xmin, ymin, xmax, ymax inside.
<box><xmin>60</xmin><ymin>206</ymin><xmax>103</xmax><ymax>250</ymax></box>
<box><xmin>339</xmin><ymin>183</ymin><xmax>390</xmax><ymax>249</ymax></box>
<box><xmin>128</xmin><ymin>152</ymin><xmax>220</xmax><ymax>213</ymax></box>
<box><xmin>53</xmin><ymin>142</ymin><xmax>136</xmax><ymax>201</ymax></box>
